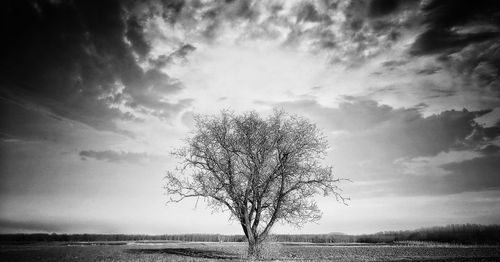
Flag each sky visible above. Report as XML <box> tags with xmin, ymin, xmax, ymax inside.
<box><xmin>0</xmin><ymin>0</ymin><xmax>500</xmax><ymax>235</ymax></box>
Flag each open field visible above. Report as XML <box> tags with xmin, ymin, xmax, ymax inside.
<box><xmin>1</xmin><ymin>242</ymin><xmax>500</xmax><ymax>261</ymax></box>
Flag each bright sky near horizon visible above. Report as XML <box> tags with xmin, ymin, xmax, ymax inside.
<box><xmin>1</xmin><ymin>0</ymin><xmax>500</xmax><ymax>235</ymax></box>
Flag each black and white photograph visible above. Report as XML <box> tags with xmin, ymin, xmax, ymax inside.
<box><xmin>1</xmin><ymin>0</ymin><xmax>500</xmax><ymax>261</ymax></box>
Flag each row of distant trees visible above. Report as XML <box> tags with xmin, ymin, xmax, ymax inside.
<box><xmin>0</xmin><ymin>233</ymin><xmax>246</xmax><ymax>243</ymax></box>
<box><xmin>1</xmin><ymin>224</ymin><xmax>499</xmax><ymax>245</ymax></box>
<box><xmin>357</xmin><ymin>224</ymin><xmax>500</xmax><ymax>245</ymax></box>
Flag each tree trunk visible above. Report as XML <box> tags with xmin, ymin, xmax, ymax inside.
<box><xmin>247</xmin><ymin>237</ymin><xmax>261</xmax><ymax>259</ymax></box>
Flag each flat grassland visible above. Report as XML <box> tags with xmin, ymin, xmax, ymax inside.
<box><xmin>1</xmin><ymin>242</ymin><xmax>500</xmax><ymax>261</ymax></box>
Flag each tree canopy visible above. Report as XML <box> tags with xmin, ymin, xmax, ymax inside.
<box><xmin>165</xmin><ymin>110</ymin><xmax>347</xmax><ymax>257</ymax></box>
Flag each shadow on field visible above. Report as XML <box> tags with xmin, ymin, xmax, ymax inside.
<box><xmin>126</xmin><ymin>248</ymin><xmax>239</xmax><ymax>259</ymax></box>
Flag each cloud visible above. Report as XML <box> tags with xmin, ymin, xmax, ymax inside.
<box><xmin>368</xmin><ymin>0</ymin><xmax>419</xmax><ymax>17</ymax></box>
<box><xmin>427</xmin><ymin>155</ymin><xmax>500</xmax><ymax>194</ymax></box>
<box><xmin>2</xmin><ymin>0</ymin><xmax>497</xmax><ymax>135</ymax></box>
<box><xmin>396</xmin><ymin>150</ymin><xmax>482</xmax><ymax>177</ymax></box>
<box><xmin>150</xmin><ymin>44</ymin><xmax>196</xmax><ymax>68</ymax></box>
<box><xmin>263</xmin><ymin>97</ymin><xmax>500</xmax><ymax>198</ymax></box>
<box><xmin>416</xmin><ymin>66</ymin><xmax>441</xmax><ymax>75</ymax></box>
<box><xmin>354</xmin><ymin>149</ymin><xmax>500</xmax><ymax>197</ymax></box>
<box><xmin>79</xmin><ymin>150</ymin><xmax>161</xmax><ymax>164</ymax></box>
<box><xmin>411</xmin><ymin>29</ymin><xmax>498</xmax><ymax>56</ymax></box>
<box><xmin>136</xmin><ymin>0</ymin><xmax>498</xmax><ymax>116</ymax></box>
<box><xmin>145</xmin><ymin>0</ymin><xmax>417</xmax><ymax>67</ymax></box>
<box><xmin>271</xmin><ymin>97</ymin><xmax>500</xmax><ymax>197</ymax></box>
<box><xmin>126</xmin><ymin>16</ymin><xmax>151</xmax><ymax>58</ymax></box>
<box><xmin>0</xmin><ymin>0</ymin><xmax>190</xmax><ymax>134</ymax></box>
<box><xmin>277</xmin><ymin>98</ymin><xmax>411</xmax><ymax>131</ymax></box>
<box><xmin>124</xmin><ymin>68</ymin><xmax>184</xmax><ymax>111</ymax></box>
<box><xmin>479</xmin><ymin>144</ymin><xmax>500</xmax><ymax>154</ymax></box>
<box><xmin>295</xmin><ymin>2</ymin><xmax>326</xmax><ymax>23</ymax></box>
<box><xmin>276</xmin><ymin>98</ymin><xmax>494</xmax><ymax>158</ymax></box>
<box><xmin>410</xmin><ymin>0</ymin><xmax>500</xmax><ymax>91</ymax></box>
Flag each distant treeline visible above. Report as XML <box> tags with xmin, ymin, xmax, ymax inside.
<box><xmin>0</xmin><ymin>233</ymin><xmax>247</xmax><ymax>243</ymax></box>
<box><xmin>1</xmin><ymin>224</ymin><xmax>499</xmax><ymax>245</ymax></box>
<box><xmin>356</xmin><ymin>224</ymin><xmax>500</xmax><ymax>245</ymax></box>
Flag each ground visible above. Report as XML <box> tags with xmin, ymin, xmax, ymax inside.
<box><xmin>1</xmin><ymin>241</ymin><xmax>500</xmax><ymax>261</ymax></box>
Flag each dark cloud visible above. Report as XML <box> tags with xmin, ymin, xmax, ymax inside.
<box><xmin>228</xmin><ymin>0</ymin><xmax>258</xmax><ymax>20</ymax></box>
<box><xmin>173</xmin><ymin>44</ymin><xmax>196</xmax><ymax>58</ymax></box>
<box><xmin>484</xmin><ymin>124</ymin><xmax>500</xmax><ymax>140</ymax></box>
<box><xmin>187</xmin><ymin>0</ymin><xmax>259</xmax><ymax>41</ymax></box>
<box><xmin>0</xmin><ymin>0</ymin><xmax>189</xmax><ymax>133</ymax></box>
<box><xmin>416</xmin><ymin>66</ymin><xmax>441</xmax><ymax>75</ymax></box>
<box><xmin>388</xmin><ymin>154</ymin><xmax>500</xmax><ymax>196</ymax></box>
<box><xmin>465</xmin><ymin>121</ymin><xmax>500</xmax><ymax>142</ymax></box>
<box><xmin>161</xmin><ymin>0</ymin><xmax>186</xmax><ymax>24</ymax></box>
<box><xmin>371</xmin><ymin>109</ymin><xmax>485</xmax><ymax>157</ymax></box>
<box><xmin>410</xmin><ymin>0</ymin><xmax>500</xmax><ymax>91</ymax></box>
<box><xmin>426</xmin><ymin>87</ymin><xmax>455</xmax><ymax>98</ymax></box>
<box><xmin>274</xmin><ymin>98</ymin><xmax>500</xmax><ymax>197</ymax></box>
<box><xmin>382</xmin><ymin>60</ymin><xmax>408</xmax><ymax>68</ymax></box>
<box><xmin>441</xmin><ymin>155</ymin><xmax>500</xmax><ymax>193</ymax></box>
<box><xmin>478</xmin><ymin>144</ymin><xmax>500</xmax><ymax>155</ymax></box>
<box><xmin>296</xmin><ymin>3</ymin><xmax>324</xmax><ymax>23</ymax></box>
<box><xmin>368</xmin><ymin>0</ymin><xmax>399</xmax><ymax>17</ymax></box>
<box><xmin>124</xmin><ymin>68</ymin><xmax>184</xmax><ymax>110</ymax></box>
<box><xmin>421</xmin><ymin>0</ymin><xmax>500</xmax><ymax>28</ymax></box>
<box><xmin>411</xmin><ymin>29</ymin><xmax>498</xmax><ymax>55</ymax></box>
<box><xmin>79</xmin><ymin>150</ymin><xmax>161</xmax><ymax>164</ymax></box>
<box><xmin>126</xmin><ymin>16</ymin><xmax>150</xmax><ymax>58</ymax></box>
<box><xmin>330</xmin><ymin>0</ymin><xmax>420</xmax><ymax>67</ymax></box>
<box><xmin>277</xmin><ymin>98</ymin><xmax>492</xmax><ymax>158</ymax></box>
<box><xmin>278</xmin><ymin>98</ymin><xmax>411</xmax><ymax>131</ymax></box>
<box><xmin>150</xmin><ymin>44</ymin><xmax>196</xmax><ymax>68</ymax></box>
<box><xmin>368</xmin><ymin>0</ymin><xmax>420</xmax><ymax>18</ymax></box>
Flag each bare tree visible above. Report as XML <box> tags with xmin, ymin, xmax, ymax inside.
<box><xmin>165</xmin><ymin>110</ymin><xmax>348</xmax><ymax>258</ymax></box>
